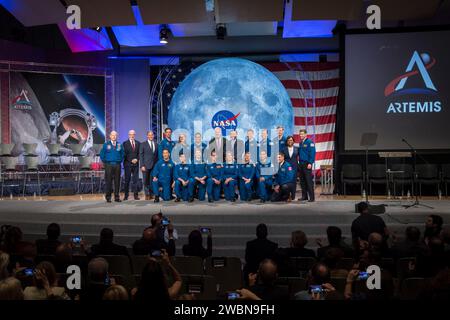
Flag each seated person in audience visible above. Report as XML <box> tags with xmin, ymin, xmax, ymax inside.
<box><xmin>351</xmin><ymin>202</ymin><xmax>388</xmax><ymax>252</ymax></box>
<box><xmin>442</xmin><ymin>227</ymin><xmax>450</xmax><ymax>253</ymax></box>
<box><xmin>23</xmin><ymin>261</ymin><xmax>69</xmax><ymax>300</ymax></box>
<box><xmin>151</xmin><ymin>213</ymin><xmax>179</xmax><ymax>245</ymax></box>
<box><xmin>152</xmin><ymin>149</ymin><xmax>174</xmax><ymax>203</ymax></box>
<box><xmin>80</xmin><ymin>257</ymin><xmax>111</xmax><ymax>301</ymax></box>
<box><xmin>90</xmin><ymin>228</ymin><xmax>129</xmax><ymax>257</ymax></box>
<box><xmin>132</xmin><ymin>227</ymin><xmax>176</xmax><ymax>256</ymax></box>
<box><xmin>271</xmin><ymin>152</ymin><xmax>295</xmax><ymax>202</ymax></box>
<box><xmin>239</xmin><ymin>259</ymin><xmax>289</xmax><ymax>300</ymax></box>
<box><xmin>54</xmin><ymin>243</ymin><xmax>74</xmax><ymax>273</ymax></box>
<box><xmin>344</xmin><ymin>263</ymin><xmax>394</xmax><ymax>300</ymax></box>
<box><xmin>244</xmin><ymin>224</ymin><xmax>278</xmax><ymax>278</ymax></box>
<box><xmin>102</xmin><ymin>285</ymin><xmax>129</xmax><ymax>300</ymax></box>
<box><xmin>132</xmin><ymin>249</ymin><xmax>182</xmax><ymax>302</ymax></box>
<box><xmin>294</xmin><ymin>263</ymin><xmax>337</xmax><ymax>300</ymax></box>
<box><xmin>0</xmin><ymin>277</ymin><xmax>24</xmax><ymax>300</ymax></box>
<box><xmin>256</xmin><ymin>150</ymin><xmax>274</xmax><ymax>203</ymax></box>
<box><xmin>0</xmin><ymin>251</ymin><xmax>10</xmax><ymax>281</ymax></box>
<box><xmin>424</xmin><ymin>214</ymin><xmax>444</xmax><ymax>243</ymax></box>
<box><xmin>222</xmin><ymin>152</ymin><xmax>238</xmax><ymax>202</ymax></box>
<box><xmin>206</xmin><ymin>151</ymin><xmax>223</xmax><ymax>203</ymax></box>
<box><xmin>35</xmin><ymin>223</ymin><xmax>61</xmax><ymax>256</ymax></box>
<box><xmin>182</xmin><ymin>229</ymin><xmax>212</xmax><ymax>259</ymax></box>
<box><xmin>0</xmin><ymin>226</ymin><xmax>30</xmax><ymax>257</ymax></box>
<box><xmin>418</xmin><ymin>268</ymin><xmax>450</xmax><ymax>300</ymax></box>
<box><xmin>415</xmin><ymin>237</ymin><xmax>449</xmax><ymax>278</ymax></box>
<box><xmin>317</xmin><ymin>226</ymin><xmax>354</xmax><ymax>259</ymax></box>
<box><xmin>188</xmin><ymin>150</ymin><xmax>208</xmax><ymax>202</ymax></box>
<box><xmin>173</xmin><ymin>154</ymin><xmax>191</xmax><ymax>202</ymax></box>
<box><xmin>238</xmin><ymin>152</ymin><xmax>255</xmax><ymax>202</ymax></box>
<box><xmin>284</xmin><ymin>230</ymin><xmax>316</xmax><ymax>258</ymax></box>
<box><xmin>322</xmin><ymin>248</ymin><xmax>348</xmax><ymax>278</ymax></box>
<box><xmin>367</xmin><ymin>232</ymin><xmax>392</xmax><ymax>258</ymax></box>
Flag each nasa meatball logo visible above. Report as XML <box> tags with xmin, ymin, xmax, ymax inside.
<box><xmin>385</xmin><ymin>51</ymin><xmax>441</xmax><ymax>114</ymax></box>
<box><xmin>211</xmin><ymin>110</ymin><xmax>240</xmax><ymax>135</ymax></box>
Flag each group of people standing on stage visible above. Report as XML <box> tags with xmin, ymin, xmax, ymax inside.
<box><xmin>99</xmin><ymin>125</ymin><xmax>316</xmax><ymax>204</ymax></box>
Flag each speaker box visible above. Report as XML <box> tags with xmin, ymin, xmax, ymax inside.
<box><xmin>48</xmin><ymin>188</ymin><xmax>74</xmax><ymax>196</ymax></box>
<box><xmin>354</xmin><ymin>203</ymin><xmax>386</xmax><ymax>214</ymax></box>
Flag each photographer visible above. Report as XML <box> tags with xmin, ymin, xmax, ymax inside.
<box><xmin>182</xmin><ymin>228</ymin><xmax>212</xmax><ymax>259</ymax></box>
<box><xmin>133</xmin><ymin>227</ymin><xmax>175</xmax><ymax>257</ymax></box>
<box><xmin>294</xmin><ymin>263</ymin><xmax>337</xmax><ymax>300</ymax></box>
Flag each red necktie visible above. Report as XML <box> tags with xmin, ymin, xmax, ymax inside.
<box><xmin>131</xmin><ymin>140</ymin><xmax>135</xmax><ymax>150</ymax></box>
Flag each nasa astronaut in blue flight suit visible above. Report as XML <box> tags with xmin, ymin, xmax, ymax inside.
<box><xmin>206</xmin><ymin>151</ymin><xmax>223</xmax><ymax>203</ymax></box>
<box><xmin>152</xmin><ymin>149</ymin><xmax>174</xmax><ymax>202</ymax></box>
<box><xmin>239</xmin><ymin>152</ymin><xmax>255</xmax><ymax>202</ymax></box>
<box><xmin>158</xmin><ymin>127</ymin><xmax>176</xmax><ymax>159</ymax></box>
<box><xmin>222</xmin><ymin>152</ymin><xmax>238</xmax><ymax>202</ymax></box>
<box><xmin>188</xmin><ymin>150</ymin><xmax>207</xmax><ymax>202</ymax></box>
<box><xmin>271</xmin><ymin>152</ymin><xmax>296</xmax><ymax>202</ymax></box>
<box><xmin>256</xmin><ymin>150</ymin><xmax>275</xmax><ymax>203</ymax></box>
<box><xmin>173</xmin><ymin>153</ymin><xmax>191</xmax><ymax>202</ymax></box>
<box><xmin>298</xmin><ymin>129</ymin><xmax>316</xmax><ymax>202</ymax></box>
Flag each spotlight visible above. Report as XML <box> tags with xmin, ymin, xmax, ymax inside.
<box><xmin>160</xmin><ymin>25</ymin><xmax>169</xmax><ymax>44</ymax></box>
<box><xmin>216</xmin><ymin>23</ymin><xmax>226</xmax><ymax>40</ymax></box>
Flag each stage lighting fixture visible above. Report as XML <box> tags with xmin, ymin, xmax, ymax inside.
<box><xmin>216</xmin><ymin>23</ymin><xmax>226</xmax><ymax>40</ymax></box>
<box><xmin>160</xmin><ymin>25</ymin><xmax>169</xmax><ymax>44</ymax></box>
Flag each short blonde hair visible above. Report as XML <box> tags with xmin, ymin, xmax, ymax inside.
<box><xmin>0</xmin><ymin>277</ymin><xmax>24</xmax><ymax>300</ymax></box>
<box><xmin>103</xmin><ymin>285</ymin><xmax>129</xmax><ymax>300</ymax></box>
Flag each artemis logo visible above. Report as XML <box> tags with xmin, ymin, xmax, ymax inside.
<box><xmin>385</xmin><ymin>51</ymin><xmax>442</xmax><ymax>113</ymax></box>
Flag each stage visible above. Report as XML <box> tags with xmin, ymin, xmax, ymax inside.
<box><xmin>1</xmin><ymin>196</ymin><xmax>449</xmax><ymax>259</ymax></box>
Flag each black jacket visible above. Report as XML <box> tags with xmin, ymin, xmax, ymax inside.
<box><xmin>123</xmin><ymin>140</ymin><xmax>141</xmax><ymax>167</ymax></box>
<box><xmin>245</xmin><ymin>238</ymin><xmax>278</xmax><ymax>274</ymax></box>
<box><xmin>139</xmin><ymin>140</ymin><xmax>158</xmax><ymax>171</ymax></box>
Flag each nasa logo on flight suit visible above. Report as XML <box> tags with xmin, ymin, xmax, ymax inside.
<box><xmin>168</xmin><ymin>164</ymin><xmax>172</xmax><ymax>167</ymax></box>
<box><xmin>117</xmin><ymin>144</ymin><xmax>121</xmax><ymax>151</ymax></box>
<box><xmin>216</xmin><ymin>165</ymin><xmax>222</xmax><ymax>169</ymax></box>
<box><xmin>183</xmin><ymin>167</ymin><xmax>189</xmax><ymax>170</ymax></box>
<box><xmin>107</xmin><ymin>145</ymin><xmax>111</xmax><ymax>150</ymax></box>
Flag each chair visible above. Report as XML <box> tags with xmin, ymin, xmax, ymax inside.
<box><xmin>205</xmin><ymin>257</ymin><xmax>242</xmax><ymax>294</ymax></box>
<box><xmin>1</xmin><ymin>157</ymin><xmax>20</xmax><ymax>198</ymax></box>
<box><xmin>99</xmin><ymin>255</ymin><xmax>134</xmax><ymax>288</ymax></box>
<box><xmin>77</xmin><ymin>156</ymin><xmax>94</xmax><ymax>194</ymax></box>
<box><xmin>400</xmin><ymin>278</ymin><xmax>430</xmax><ymax>300</ymax></box>
<box><xmin>180</xmin><ymin>274</ymin><xmax>217</xmax><ymax>300</ymax></box>
<box><xmin>288</xmin><ymin>257</ymin><xmax>316</xmax><ymax>278</ymax></box>
<box><xmin>336</xmin><ymin>258</ymin><xmax>355</xmax><ymax>271</ymax></box>
<box><xmin>276</xmin><ymin>277</ymin><xmax>307</xmax><ymax>299</ymax></box>
<box><xmin>391</xmin><ymin>164</ymin><xmax>414</xmax><ymax>196</ymax></box>
<box><xmin>340</xmin><ymin>164</ymin><xmax>364</xmax><ymax>195</ymax></box>
<box><xmin>131</xmin><ymin>255</ymin><xmax>151</xmax><ymax>275</ymax></box>
<box><xmin>170</xmin><ymin>256</ymin><xmax>204</xmax><ymax>275</ymax></box>
<box><xmin>367</xmin><ymin>164</ymin><xmax>387</xmax><ymax>195</ymax></box>
<box><xmin>416</xmin><ymin>164</ymin><xmax>440</xmax><ymax>197</ymax></box>
<box><xmin>22</xmin><ymin>156</ymin><xmax>41</xmax><ymax>197</ymax></box>
<box><xmin>0</xmin><ymin>143</ymin><xmax>15</xmax><ymax>156</ymax></box>
<box><xmin>22</xmin><ymin>143</ymin><xmax>38</xmax><ymax>156</ymax></box>
<box><xmin>441</xmin><ymin>164</ymin><xmax>450</xmax><ymax>197</ymax></box>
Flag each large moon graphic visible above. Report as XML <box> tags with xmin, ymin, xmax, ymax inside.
<box><xmin>168</xmin><ymin>58</ymin><xmax>293</xmax><ymax>142</ymax></box>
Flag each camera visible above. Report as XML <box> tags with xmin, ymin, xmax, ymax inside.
<box><xmin>199</xmin><ymin>227</ymin><xmax>210</xmax><ymax>234</ymax></box>
<box><xmin>357</xmin><ymin>271</ymin><xmax>369</xmax><ymax>280</ymax></box>
<box><xmin>151</xmin><ymin>250</ymin><xmax>161</xmax><ymax>257</ymax></box>
<box><xmin>24</xmin><ymin>268</ymin><xmax>34</xmax><ymax>277</ymax></box>
<box><xmin>71</xmin><ymin>236</ymin><xmax>82</xmax><ymax>244</ymax></box>
<box><xmin>309</xmin><ymin>285</ymin><xmax>324</xmax><ymax>294</ymax></box>
<box><xmin>227</xmin><ymin>292</ymin><xmax>240</xmax><ymax>300</ymax></box>
<box><xmin>162</xmin><ymin>217</ymin><xmax>170</xmax><ymax>226</ymax></box>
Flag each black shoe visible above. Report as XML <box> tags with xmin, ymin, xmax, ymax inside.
<box><xmin>175</xmin><ymin>198</ymin><xmax>181</xmax><ymax>202</ymax></box>
<box><xmin>208</xmin><ymin>199</ymin><xmax>213</xmax><ymax>203</ymax></box>
<box><xmin>308</xmin><ymin>199</ymin><xmax>315</xmax><ymax>203</ymax></box>
<box><xmin>154</xmin><ymin>196</ymin><xmax>160</xmax><ymax>203</ymax></box>
<box><xmin>231</xmin><ymin>199</ymin><xmax>236</xmax><ymax>202</ymax></box>
<box><xmin>298</xmin><ymin>198</ymin><xmax>307</xmax><ymax>201</ymax></box>
<box><xmin>134</xmin><ymin>195</ymin><xmax>140</xmax><ymax>200</ymax></box>
<box><xmin>115</xmin><ymin>198</ymin><xmax>122</xmax><ymax>203</ymax></box>
<box><xmin>123</xmin><ymin>196</ymin><xmax>128</xmax><ymax>201</ymax></box>
<box><xmin>260</xmin><ymin>199</ymin><xmax>265</xmax><ymax>203</ymax></box>
<box><xmin>106</xmin><ymin>199</ymin><xmax>111</xmax><ymax>203</ymax></box>
<box><xmin>188</xmin><ymin>198</ymin><xmax>194</xmax><ymax>203</ymax></box>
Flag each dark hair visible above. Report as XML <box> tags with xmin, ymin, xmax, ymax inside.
<box><xmin>3</xmin><ymin>226</ymin><xmax>23</xmax><ymax>253</ymax></box>
<box><xmin>278</xmin><ymin>152</ymin><xmax>285</xmax><ymax>158</ymax></box>
<box><xmin>299</xmin><ymin>129</ymin><xmax>307</xmax><ymax>134</ymax></box>
<box><xmin>405</xmin><ymin>226</ymin><xmax>421</xmax><ymax>242</ymax></box>
<box><xmin>100</xmin><ymin>228</ymin><xmax>114</xmax><ymax>244</ymax></box>
<box><xmin>429</xmin><ymin>215</ymin><xmax>444</xmax><ymax>229</ymax></box>
<box><xmin>308</xmin><ymin>263</ymin><xmax>331</xmax><ymax>286</ymax></box>
<box><xmin>134</xmin><ymin>260</ymin><xmax>170</xmax><ymax>302</ymax></box>
<box><xmin>34</xmin><ymin>261</ymin><xmax>57</xmax><ymax>289</ymax></box>
<box><xmin>357</xmin><ymin>202</ymin><xmax>369</xmax><ymax>214</ymax></box>
<box><xmin>323</xmin><ymin>248</ymin><xmax>344</xmax><ymax>269</ymax></box>
<box><xmin>151</xmin><ymin>214</ymin><xmax>160</xmax><ymax>227</ymax></box>
<box><xmin>256</xmin><ymin>224</ymin><xmax>268</xmax><ymax>239</ymax></box>
<box><xmin>326</xmin><ymin>226</ymin><xmax>342</xmax><ymax>246</ymax></box>
<box><xmin>164</xmin><ymin>128</ymin><xmax>172</xmax><ymax>132</ymax></box>
<box><xmin>291</xmin><ymin>230</ymin><xmax>307</xmax><ymax>248</ymax></box>
<box><xmin>188</xmin><ymin>230</ymin><xmax>203</xmax><ymax>248</ymax></box>
<box><xmin>46</xmin><ymin>223</ymin><xmax>60</xmax><ymax>241</ymax></box>
<box><xmin>286</xmin><ymin>135</ymin><xmax>294</xmax><ymax>143</ymax></box>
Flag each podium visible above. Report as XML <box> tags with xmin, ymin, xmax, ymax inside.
<box><xmin>378</xmin><ymin>152</ymin><xmax>412</xmax><ymax>199</ymax></box>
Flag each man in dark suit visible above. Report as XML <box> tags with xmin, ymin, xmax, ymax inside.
<box><xmin>90</xmin><ymin>228</ymin><xmax>129</xmax><ymax>257</ymax></box>
<box><xmin>139</xmin><ymin>130</ymin><xmax>158</xmax><ymax>200</ymax></box>
<box><xmin>208</xmin><ymin>127</ymin><xmax>227</xmax><ymax>163</ymax></box>
<box><xmin>228</xmin><ymin>130</ymin><xmax>245</xmax><ymax>163</ymax></box>
<box><xmin>282</xmin><ymin>136</ymin><xmax>299</xmax><ymax>200</ymax></box>
<box><xmin>244</xmin><ymin>224</ymin><xmax>278</xmax><ymax>281</ymax></box>
<box><xmin>122</xmin><ymin>130</ymin><xmax>141</xmax><ymax>200</ymax></box>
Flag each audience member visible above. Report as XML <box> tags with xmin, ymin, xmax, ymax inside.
<box><xmin>90</xmin><ymin>228</ymin><xmax>129</xmax><ymax>257</ymax></box>
<box><xmin>81</xmin><ymin>257</ymin><xmax>110</xmax><ymax>301</ymax></box>
<box><xmin>322</xmin><ymin>248</ymin><xmax>348</xmax><ymax>278</ymax></box>
<box><xmin>54</xmin><ymin>244</ymin><xmax>74</xmax><ymax>273</ymax></box>
<box><xmin>294</xmin><ymin>263</ymin><xmax>336</xmax><ymax>300</ymax></box>
<box><xmin>133</xmin><ymin>227</ymin><xmax>176</xmax><ymax>256</ymax></box>
<box><xmin>244</xmin><ymin>224</ymin><xmax>278</xmax><ymax>277</ymax></box>
<box><xmin>103</xmin><ymin>285</ymin><xmax>129</xmax><ymax>300</ymax></box>
<box><xmin>0</xmin><ymin>251</ymin><xmax>9</xmax><ymax>281</ymax></box>
<box><xmin>424</xmin><ymin>215</ymin><xmax>444</xmax><ymax>243</ymax></box>
<box><xmin>23</xmin><ymin>261</ymin><xmax>68</xmax><ymax>300</ymax></box>
<box><xmin>351</xmin><ymin>202</ymin><xmax>388</xmax><ymax>251</ymax></box>
<box><xmin>35</xmin><ymin>223</ymin><xmax>61</xmax><ymax>256</ymax></box>
<box><xmin>182</xmin><ymin>229</ymin><xmax>212</xmax><ymax>258</ymax></box>
<box><xmin>0</xmin><ymin>277</ymin><xmax>24</xmax><ymax>300</ymax></box>
<box><xmin>317</xmin><ymin>226</ymin><xmax>354</xmax><ymax>259</ymax></box>
<box><xmin>391</xmin><ymin>226</ymin><xmax>429</xmax><ymax>260</ymax></box>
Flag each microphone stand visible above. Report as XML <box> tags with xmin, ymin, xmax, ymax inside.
<box><xmin>402</xmin><ymin>138</ymin><xmax>433</xmax><ymax>209</ymax></box>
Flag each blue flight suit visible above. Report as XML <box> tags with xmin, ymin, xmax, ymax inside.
<box><xmin>257</xmin><ymin>138</ymin><xmax>274</xmax><ymax>161</ymax></box>
<box><xmin>245</xmin><ymin>139</ymin><xmax>258</xmax><ymax>163</ymax></box>
<box><xmin>190</xmin><ymin>142</ymin><xmax>207</xmax><ymax>163</ymax></box>
<box><xmin>206</xmin><ymin>163</ymin><xmax>223</xmax><ymax>201</ymax></box>
<box><xmin>100</xmin><ymin>141</ymin><xmax>124</xmax><ymax>201</ymax></box>
<box><xmin>174</xmin><ymin>163</ymin><xmax>191</xmax><ymax>201</ymax></box>
<box><xmin>298</xmin><ymin>138</ymin><xmax>317</xmax><ymax>201</ymax></box>
<box><xmin>239</xmin><ymin>163</ymin><xmax>255</xmax><ymax>201</ymax></box>
<box><xmin>151</xmin><ymin>159</ymin><xmax>174</xmax><ymax>201</ymax></box>
<box><xmin>222</xmin><ymin>163</ymin><xmax>238</xmax><ymax>201</ymax></box>
<box><xmin>273</xmin><ymin>135</ymin><xmax>287</xmax><ymax>153</ymax></box>
<box><xmin>256</xmin><ymin>162</ymin><xmax>275</xmax><ymax>201</ymax></box>
<box><xmin>189</xmin><ymin>163</ymin><xmax>207</xmax><ymax>201</ymax></box>
<box><xmin>158</xmin><ymin>138</ymin><xmax>176</xmax><ymax>159</ymax></box>
<box><xmin>271</xmin><ymin>161</ymin><xmax>296</xmax><ymax>202</ymax></box>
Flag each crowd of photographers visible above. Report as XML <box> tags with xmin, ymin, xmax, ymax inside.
<box><xmin>0</xmin><ymin>204</ymin><xmax>449</xmax><ymax>301</ymax></box>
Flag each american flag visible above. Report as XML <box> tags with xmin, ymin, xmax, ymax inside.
<box><xmin>261</xmin><ymin>62</ymin><xmax>339</xmax><ymax>171</ymax></box>
<box><xmin>161</xmin><ymin>60</ymin><xmax>338</xmax><ymax>169</ymax></box>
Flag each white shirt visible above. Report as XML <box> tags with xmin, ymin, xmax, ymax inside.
<box><xmin>288</xmin><ymin>146</ymin><xmax>294</xmax><ymax>158</ymax></box>
<box><xmin>147</xmin><ymin>140</ymin><xmax>155</xmax><ymax>152</ymax></box>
